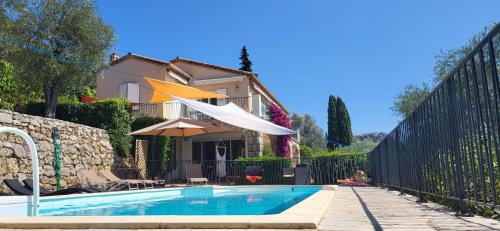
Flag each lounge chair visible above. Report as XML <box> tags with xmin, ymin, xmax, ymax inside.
<box><xmin>80</xmin><ymin>170</ymin><xmax>131</xmax><ymax>191</ymax></box>
<box><xmin>3</xmin><ymin>179</ymin><xmax>97</xmax><ymax>196</ymax></box>
<box><xmin>99</xmin><ymin>169</ymin><xmax>154</xmax><ymax>189</ymax></box>
<box><xmin>23</xmin><ymin>179</ymin><xmax>104</xmax><ymax>195</ymax></box>
<box><xmin>244</xmin><ymin>166</ymin><xmax>264</xmax><ymax>184</ymax></box>
<box><xmin>294</xmin><ymin>166</ymin><xmax>311</xmax><ymax>185</ymax></box>
<box><xmin>282</xmin><ymin>168</ymin><xmax>295</xmax><ymax>184</ymax></box>
<box><xmin>3</xmin><ymin>179</ymin><xmax>33</xmax><ymax>195</ymax></box>
<box><xmin>186</xmin><ymin>164</ymin><xmax>209</xmax><ymax>185</ymax></box>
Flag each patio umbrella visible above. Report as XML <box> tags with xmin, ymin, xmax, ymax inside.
<box><xmin>129</xmin><ymin>118</ymin><xmax>231</xmax><ymax>183</ymax></box>
<box><xmin>129</xmin><ymin>118</ymin><xmax>231</xmax><ymax>136</ymax></box>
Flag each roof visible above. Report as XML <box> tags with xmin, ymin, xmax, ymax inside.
<box><xmin>171</xmin><ymin>57</ymin><xmax>289</xmax><ymax>113</ymax></box>
<box><xmin>110</xmin><ymin>53</ymin><xmax>191</xmax><ymax>81</ymax></box>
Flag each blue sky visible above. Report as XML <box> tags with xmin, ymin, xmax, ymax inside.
<box><xmin>95</xmin><ymin>0</ymin><xmax>499</xmax><ymax>134</ymax></box>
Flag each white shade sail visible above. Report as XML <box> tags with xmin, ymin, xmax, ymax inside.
<box><xmin>171</xmin><ymin>96</ymin><xmax>296</xmax><ymax>135</ymax></box>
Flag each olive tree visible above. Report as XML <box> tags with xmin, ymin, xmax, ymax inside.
<box><xmin>2</xmin><ymin>0</ymin><xmax>114</xmax><ymax>117</ymax></box>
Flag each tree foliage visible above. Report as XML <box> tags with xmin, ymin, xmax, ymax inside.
<box><xmin>433</xmin><ymin>25</ymin><xmax>493</xmax><ymax>83</ymax></box>
<box><xmin>1</xmin><ymin>0</ymin><xmax>115</xmax><ymax>117</ymax></box>
<box><xmin>327</xmin><ymin>95</ymin><xmax>352</xmax><ymax>149</ymax></box>
<box><xmin>239</xmin><ymin>46</ymin><xmax>253</xmax><ymax>72</ymax></box>
<box><xmin>336</xmin><ymin>97</ymin><xmax>353</xmax><ymax>146</ymax></box>
<box><xmin>291</xmin><ymin>113</ymin><xmax>327</xmax><ymax>150</ymax></box>
<box><xmin>391</xmin><ymin>83</ymin><xmax>430</xmax><ymax>117</ymax></box>
<box><xmin>327</xmin><ymin>95</ymin><xmax>338</xmax><ymax>150</ymax></box>
<box><xmin>391</xmin><ymin>23</ymin><xmax>496</xmax><ymax>119</ymax></box>
<box><xmin>0</xmin><ymin>60</ymin><xmax>17</xmax><ymax>110</ymax></box>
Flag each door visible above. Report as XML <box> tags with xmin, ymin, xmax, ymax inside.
<box><xmin>203</xmin><ymin>141</ymin><xmax>216</xmax><ymax>178</ymax></box>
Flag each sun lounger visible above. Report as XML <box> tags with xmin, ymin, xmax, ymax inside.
<box><xmin>3</xmin><ymin>179</ymin><xmax>33</xmax><ymax>195</ymax></box>
<box><xmin>282</xmin><ymin>168</ymin><xmax>295</xmax><ymax>184</ymax></box>
<box><xmin>3</xmin><ymin>179</ymin><xmax>98</xmax><ymax>196</ymax></box>
<box><xmin>99</xmin><ymin>169</ymin><xmax>154</xmax><ymax>189</ymax></box>
<box><xmin>23</xmin><ymin>179</ymin><xmax>103</xmax><ymax>195</ymax></box>
<box><xmin>186</xmin><ymin>164</ymin><xmax>209</xmax><ymax>185</ymax></box>
<box><xmin>80</xmin><ymin>170</ymin><xmax>131</xmax><ymax>191</ymax></box>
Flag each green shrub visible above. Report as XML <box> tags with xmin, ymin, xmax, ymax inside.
<box><xmin>131</xmin><ymin>117</ymin><xmax>171</xmax><ymax>176</ymax></box>
<box><xmin>261</xmin><ymin>145</ymin><xmax>275</xmax><ymax>157</ymax></box>
<box><xmin>0</xmin><ymin>60</ymin><xmax>17</xmax><ymax>110</ymax></box>
<box><xmin>19</xmin><ymin>98</ymin><xmax>134</xmax><ymax>156</ymax></box>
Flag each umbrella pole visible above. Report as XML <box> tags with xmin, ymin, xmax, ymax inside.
<box><xmin>170</xmin><ymin>138</ymin><xmax>175</xmax><ymax>185</ymax></box>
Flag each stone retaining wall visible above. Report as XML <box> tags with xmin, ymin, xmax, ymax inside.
<box><xmin>0</xmin><ymin>110</ymin><xmax>117</xmax><ymax>193</ymax></box>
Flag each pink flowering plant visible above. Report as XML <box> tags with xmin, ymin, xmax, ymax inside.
<box><xmin>269</xmin><ymin>105</ymin><xmax>292</xmax><ymax>158</ymax></box>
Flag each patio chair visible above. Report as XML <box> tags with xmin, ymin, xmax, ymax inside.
<box><xmin>80</xmin><ymin>170</ymin><xmax>130</xmax><ymax>191</ymax></box>
<box><xmin>294</xmin><ymin>166</ymin><xmax>311</xmax><ymax>185</ymax></box>
<box><xmin>99</xmin><ymin>169</ymin><xmax>153</xmax><ymax>189</ymax></box>
<box><xmin>23</xmin><ymin>179</ymin><xmax>104</xmax><ymax>195</ymax></box>
<box><xmin>244</xmin><ymin>166</ymin><xmax>264</xmax><ymax>184</ymax></box>
<box><xmin>186</xmin><ymin>164</ymin><xmax>209</xmax><ymax>185</ymax></box>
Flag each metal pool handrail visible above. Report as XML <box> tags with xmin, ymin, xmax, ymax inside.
<box><xmin>0</xmin><ymin>127</ymin><xmax>39</xmax><ymax>216</ymax></box>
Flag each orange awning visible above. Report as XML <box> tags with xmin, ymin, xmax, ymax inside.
<box><xmin>145</xmin><ymin>77</ymin><xmax>227</xmax><ymax>103</ymax></box>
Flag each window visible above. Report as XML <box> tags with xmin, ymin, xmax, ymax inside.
<box><xmin>119</xmin><ymin>83</ymin><xmax>139</xmax><ymax>103</ymax></box>
<box><xmin>260</xmin><ymin>99</ymin><xmax>270</xmax><ymax>119</ymax></box>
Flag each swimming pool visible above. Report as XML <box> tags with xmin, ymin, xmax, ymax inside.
<box><xmin>40</xmin><ymin>185</ymin><xmax>322</xmax><ymax>216</ymax></box>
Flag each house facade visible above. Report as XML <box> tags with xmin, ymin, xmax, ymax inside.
<box><xmin>97</xmin><ymin>52</ymin><xmax>300</xmax><ymax>178</ymax></box>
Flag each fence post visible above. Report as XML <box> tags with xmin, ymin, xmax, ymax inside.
<box><xmin>446</xmin><ymin>78</ymin><xmax>470</xmax><ymax>216</ymax></box>
<box><xmin>395</xmin><ymin>129</ymin><xmax>404</xmax><ymax>195</ymax></box>
<box><xmin>411</xmin><ymin>113</ymin><xmax>425</xmax><ymax>203</ymax></box>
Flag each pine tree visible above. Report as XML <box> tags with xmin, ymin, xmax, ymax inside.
<box><xmin>336</xmin><ymin>97</ymin><xmax>353</xmax><ymax>146</ymax></box>
<box><xmin>239</xmin><ymin>46</ymin><xmax>253</xmax><ymax>72</ymax></box>
<box><xmin>327</xmin><ymin>95</ymin><xmax>338</xmax><ymax>150</ymax></box>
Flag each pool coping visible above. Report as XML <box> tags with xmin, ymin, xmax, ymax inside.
<box><xmin>0</xmin><ymin>185</ymin><xmax>337</xmax><ymax>229</ymax></box>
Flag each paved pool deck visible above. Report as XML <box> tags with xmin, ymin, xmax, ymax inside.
<box><xmin>319</xmin><ymin>186</ymin><xmax>500</xmax><ymax>230</ymax></box>
<box><xmin>2</xmin><ymin>186</ymin><xmax>500</xmax><ymax>230</ymax></box>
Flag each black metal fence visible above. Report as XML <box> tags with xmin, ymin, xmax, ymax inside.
<box><xmin>168</xmin><ymin>155</ymin><xmax>368</xmax><ymax>185</ymax></box>
<box><xmin>369</xmin><ymin>24</ymin><xmax>500</xmax><ymax>213</ymax></box>
<box><xmin>169</xmin><ymin>160</ymin><xmax>292</xmax><ymax>185</ymax></box>
<box><xmin>303</xmin><ymin>154</ymin><xmax>368</xmax><ymax>184</ymax></box>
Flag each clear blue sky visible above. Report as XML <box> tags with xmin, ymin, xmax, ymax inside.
<box><xmin>95</xmin><ymin>0</ymin><xmax>499</xmax><ymax>134</ymax></box>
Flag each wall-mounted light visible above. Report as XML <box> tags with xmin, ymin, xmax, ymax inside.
<box><xmin>234</xmin><ymin>83</ymin><xmax>239</xmax><ymax>92</ymax></box>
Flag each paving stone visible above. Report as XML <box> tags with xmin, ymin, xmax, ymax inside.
<box><xmin>318</xmin><ymin>187</ymin><xmax>500</xmax><ymax>231</ymax></box>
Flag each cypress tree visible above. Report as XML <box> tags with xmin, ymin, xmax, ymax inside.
<box><xmin>327</xmin><ymin>95</ymin><xmax>338</xmax><ymax>150</ymax></box>
<box><xmin>239</xmin><ymin>46</ymin><xmax>253</xmax><ymax>72</ymax></box>
<box><xmin>336</xmin><ymin>97</ymin><xmax>353</xmax><ymax>146</ymax></box>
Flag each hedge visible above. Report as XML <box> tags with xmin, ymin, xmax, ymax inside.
<box><xmin>19</xmin><ymin>98</ymin><xmax>134</xmax><ymax>156</ymax></box>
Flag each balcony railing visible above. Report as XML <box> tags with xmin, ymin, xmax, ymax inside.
<box><xmin>134</xmin><ymin>96</ymin><xmax>251</xmax><ymax>120</ymax></box>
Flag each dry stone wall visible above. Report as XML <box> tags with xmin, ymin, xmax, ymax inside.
<box><xmin>0</xmin><ymin>110</ymin><xmax>116</xmax><ymax>193</ymax></box>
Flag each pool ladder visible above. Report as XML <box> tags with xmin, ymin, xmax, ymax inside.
<box><xmin>0</xmin><ymin>127</ymin><xmax>39</xmax><ymax>216</ymax></box>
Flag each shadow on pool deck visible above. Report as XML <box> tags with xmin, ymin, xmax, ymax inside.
<box><xmin>351</xmin><ymin>187</ymin><xmax>382</xmax><ymax>231</ymax></box>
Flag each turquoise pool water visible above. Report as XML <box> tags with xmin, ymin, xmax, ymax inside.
<box><xmin>40</xmin><ymin>185</ymin><xmax>322</xmax><ymax>216</ymax></box>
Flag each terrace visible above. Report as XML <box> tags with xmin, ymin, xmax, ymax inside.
<box><xmin>135</xmin><ymin>96</ymin><xmax>252</xmax><ymax>121</ymax></box>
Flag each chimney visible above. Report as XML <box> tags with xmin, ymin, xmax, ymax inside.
<box><xmin>109</xmin><ymin>52</ymin><xmax>120</xmax><ymax>63</ymax></box>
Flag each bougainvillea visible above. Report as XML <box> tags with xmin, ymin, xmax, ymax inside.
<box><xmin>269</xmin><ymin>105</ymin><xmax>292</xmax><ymax>158</ymax></box>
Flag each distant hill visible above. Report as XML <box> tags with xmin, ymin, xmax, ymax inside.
<box><xmin>353</xmin><ymin>132</ymin><xmax>387</xmax><ymax>143</ymax></box>
<box><xmin>342</xmin><ymin>132</ymin><xmax>387</xmax><ymax>153</ymax></box>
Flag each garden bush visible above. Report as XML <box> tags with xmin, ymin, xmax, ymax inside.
<box><xmin>131</xmin><ymin>117</ymin><xmax>171</xmax><ymax>176</ymax></box>
<box><xmin>19</xmin><ymin>98</ymin><xmax>134</xmax><ymax>156</ymax></box>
